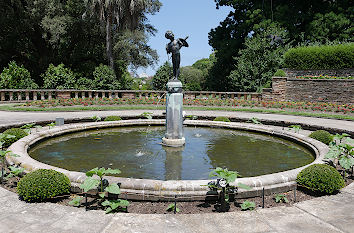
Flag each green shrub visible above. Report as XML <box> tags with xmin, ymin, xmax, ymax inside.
<box><xmin>309</xmin><ymin>130</ymin><xmax>333</xmax><ymax>145</ymax></box>
<box><xmin>17</xmin><ymin>169</ymin><xmax>71</xmax><ymax>202</ymax></box>
<box><xmin>213</xmin><ymin>116</ymin><xmax>231</xmax><ymax>122</ymax></box>
<box><xmin>296</xmin><ymin>164</ymin><xmax>345</xmax><ymax>194</ymax></box>
<box><xmin>274</xmin><ymin>69</ymin><xmax>286</xmax><ymax>77</ymax></box>
<box><xmin>0</xmin><ymin>61</ymin><xmax>38</xmax><ymax>89</ymax></box>
<box><xmin>284</xmin><ymin>43</ymin><xmax>354</xmax><ymax>70</ymax></box>
<box><xmin>104</xmin><ymin>116</ymin><xmax>122</xmax><ymax>121</ymax></box>
<box><xmin>93</xmin><ymin>64</ymin><xmax>121</xmax><ymax>90</ymax></box>
<box><xmin>42</xmin><ymin>63</ymin><xmax>77</xmax><ymax>89</ymax></box>
<box><xmin>76</xmin><ymin>77</ymin><xmax>94</xmax><ymax>90</ymax></box>
<box><xmin>2</xmin><ymin>128</ymin><xmax>28</xmax><ymax>148</ymax></box>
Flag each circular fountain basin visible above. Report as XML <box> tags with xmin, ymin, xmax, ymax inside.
<box><xmin>8</xmin><ymin>119</ymin><xmax>328</xmax><ymax>200</ymax></box>
<box><xmin>28</xmin><ymin>126</ymin><xmax>314</xmax><ymax>180</ymax></box>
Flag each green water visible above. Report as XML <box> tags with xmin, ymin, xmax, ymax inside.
<box><xmin>29</xmin><ymin>126</ymin><xmax>314</xmax><ymax>180</ymax></box>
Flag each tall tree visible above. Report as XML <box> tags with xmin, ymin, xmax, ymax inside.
<box><xmin>84</xmin><ymin>0</ymin><xmax>161</xmax><ymax>70</ymax></box>
<box><xmin>208</xmin><ymin>0</ymin><xmax>353</xmax><ymax>91</ymax></box>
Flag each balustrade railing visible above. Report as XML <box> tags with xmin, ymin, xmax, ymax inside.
<box><xmin>0</xmin><ymin>89</ymin><xmax>261</xmax><ymax>102</ymax></box>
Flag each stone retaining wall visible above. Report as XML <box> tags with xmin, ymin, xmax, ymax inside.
<box><xmin>263</xmin><ymin>77</ymin><xmax>354</xmax><ymax>103</ymax></box>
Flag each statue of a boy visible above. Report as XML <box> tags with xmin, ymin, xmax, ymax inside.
<box><xmin>165</xmin><ymin>31</ymin><xmax>189</xmax><ymax>80</ymax></box>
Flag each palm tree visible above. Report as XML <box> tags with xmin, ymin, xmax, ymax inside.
<box><xmin>84</xmin><ymin>0</ymin><xmax>161</xmax><ymax>70</ymax></box>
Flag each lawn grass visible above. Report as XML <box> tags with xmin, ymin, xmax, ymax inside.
<box><xmin>0</xmin><ymin>103</ymin><xmax>353</xmax><ymax>121</ymax></box>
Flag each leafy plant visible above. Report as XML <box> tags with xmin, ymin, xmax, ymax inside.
<box><xmin>5</xmin><ymin>166</ymin><xmax>24</xmax><ymax>179</ymax></box>
<box><xmin>0</xmin><ymin>133</ymin><xmax>16</xmax><ymax>149</ymax></box>
<box><xmin>47</xmin><ymin>122</ymin><xmax>56</xmax><ymax>129</ymax></box>
<box><xmin>240</xmin><ymin>201</ymin><xmax>255</xmax><ymax>211</ymax></box>
<box><xmin>91</xmin><ymin>116</ymin><xmax>102</xmax><ymax>122</ymax></box>
<box><xmin>166</xmin><ymin>203</ymin><xmax>180</xmax><ymax>213</ymax></box>
<box><xmin>185</xmin><ymin>115</ymin><xmax>198</xmax><ymax>120</ymax></box>
<box><xmin>17</xmin><ymin>169</ymin><xmax>71</xmax><ymax>202</ymax></box>
<box><xmin>69</xmin><ymin>196</ymin><xmax>83</xmax><ymax>207</ymax></box>
<box><xmin>102</xmin><ymin>199</ymin><xmax>129</xmax><ymax>213</ymax></box>
<box><xmin>80</xmin><ymin>167</ymin><xmax>121</xmax><ymax>193</ymax></box>
<box><xmin>21</xmin><ymin>123</ymin><xmax>36</xmax><ymax>134</ymax></box>
<box><xmin>0</xmin><ymin>150</ymin><xmax>19</xmax><ymax>182</ymax></box>
<box><xmin>326</xmin><ymin>134</ymin><xmax>354</xmax><ymax>171</ymax></box>
<box><xmin>247</xmin><ymin>117</ymin><xmax>262</xmax><ymax>124</ymax></box>
<box><xmin>79</xmin><ymin>167</ymin><xmax>128</xmax><ymax>214</ymax></box>
<box><xmin>288</xmin><ymin>125</ymin><xmax>302</xmax><ymax>133</ymax></box>
<box><xmin>140</xmin><ymin>112</ymin><xmax>153</xmax><ymax>119</ymax></box>
<box><xmin>296</xmin><ymin>164</ymin><xmax>345</xmax><ymax>194</ymax></box>
<box><xmin>207</xmin><ymin>167</ymin><xmax>251</xmax><ymax>212</ymax></box>
<box><xmin>275</xmin><ymin>194</ymin><xmax>289</xmax><ymax>203</ymax></box>
<box><xmin>34</xmin><ymin>125</ymin><xmax>43</xmax><ymax>132</ymax></box>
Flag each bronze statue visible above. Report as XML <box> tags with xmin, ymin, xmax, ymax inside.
<box><xmin>165</xmin><ymin>31</ymin><xmax>189</xmax><ymax>80</ymax></box>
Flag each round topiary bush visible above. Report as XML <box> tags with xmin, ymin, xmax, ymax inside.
<box><xmin>213</xmin><ymin>116</ymin><xmax>231</xmax><ymax>122</ymax></box>
<box><xmin>17</xmin><ymin>169</ymin><xmax>71</xmax><ymax>202</ymax></box>
<box><xmin>309</xmin><ymin>130</ymin><xmax>333</xmax><ymax>145</ymax></box>
<box><xmin>104</xmin><ymin>116</ymin><xmax>122</xmax><ymax>121</ymax></box>
<box><xmin>2</xmin><ymin>128</ymin><xmax>28</xmax><ymax>148</ymax></box>
<box><xmin>296</xmin><ymin>164</ymin><xmax>345</xmax><ymax>194</ymax></box>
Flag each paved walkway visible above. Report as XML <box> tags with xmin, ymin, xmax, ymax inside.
<box><xmin>0</xmin><ymin>109</ymin><xmax>354</xmax><ymax>232</ymax></box>
<box><xmin>0</xmin><ymin>110</ymin><xmax>353</xmax><ymax>134</ymax></box>
<box><xmin>1</xmin><ymin>183</ymin><xmax>354</xmax><ymax>233</ymax></box>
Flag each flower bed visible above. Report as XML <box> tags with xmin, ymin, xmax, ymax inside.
<box><xmin>22</xmin><ymin>98</ymin><xmax>354</xmax><ymax>114</ymax></box>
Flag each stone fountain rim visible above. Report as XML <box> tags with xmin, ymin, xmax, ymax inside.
<box><xmin>8</xmin><ymin>119</ymin><xmax>328</xmax><ymax>200</ymax></box>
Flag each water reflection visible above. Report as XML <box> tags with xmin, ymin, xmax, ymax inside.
<box><xmin>163</xmin><ymin>146</ymin><xmax>183</xmax><ymax>180</ymax></box>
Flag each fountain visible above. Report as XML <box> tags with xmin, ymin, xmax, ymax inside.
<box><xmin>6</xmin><ymin>32</ymin><xmax>328</xmax><ymax>201</ymax></box>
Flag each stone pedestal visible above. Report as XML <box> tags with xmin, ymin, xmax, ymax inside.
<box><xmin>162</xmin><ymin>80</ymin><xmax>185</xmax><ymax>147</ymax></box>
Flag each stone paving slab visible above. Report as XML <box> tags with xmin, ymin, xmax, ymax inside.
<box><xmin>295</xmin><ymin>192</ymin><xmax>354</xmax><ymax>233</ymax></box>
<box><xmin>257</xmin><ymin>206</ymin><xmax>344</xmax><ymax>233</ymax></box>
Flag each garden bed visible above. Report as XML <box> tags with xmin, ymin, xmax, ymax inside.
<box><xmin>20</xmin><ymin>98</ymin><xmax>354</xmax><ymax>114</ymax></box>
<box><xmin>0</xmin><ymin>165</ymin><xmax>352</xmax><ymax>214</ymax></box>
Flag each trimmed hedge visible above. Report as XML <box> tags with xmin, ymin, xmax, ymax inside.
<box><xmin>296</xmin><ymin>164</ymin><xmax>345</xmax><ymax>194</ymax></box>
<box><xmin>17</xmin><ymin>169</ymin><xmax>71</xmax><ymax>202</ymax></box>
<box><xmin>213</xmin><ymin>116</ymin><xmax>231</xmax><ymax>122</ymax></box>
<box><xmin>284</xmin><ymin>43</ymin><xmax>354</xmax><ymax>70</ymax></box>
<box><xmin>309</xmin><ymin>130</ymin><xmax>333</xmax><ymax>145</ymax></box>
<box><xmin>2</xmin><ymin>128</ymin><xmax>28</xmax><ymax>148</ymax></box>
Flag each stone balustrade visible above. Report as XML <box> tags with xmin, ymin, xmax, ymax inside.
<box><xmin>0</xmin><ymin>89</ymin><xmax>262</xmax><ymax>102</ymax></box>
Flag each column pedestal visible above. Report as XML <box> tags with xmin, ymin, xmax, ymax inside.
<box><xmin>162</xmin><ymin>79</ymin><xmax>185</xmax><ymax>147</ymax></box>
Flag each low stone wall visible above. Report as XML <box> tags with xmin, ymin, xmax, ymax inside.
<box><xmin>263</xmin><ymin>77</ymin><xmax>354</xmax><ymax>103</ymax></box>
<box><xmin>283</xmin><ymin>68</ymin><xmax>354</xmax><ymax>78</ymax></box>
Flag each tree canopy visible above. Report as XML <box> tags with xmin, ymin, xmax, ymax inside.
<box><xmin>0</xmin><ymin>0</ymin><xmax>160</xmax><ymax>86</ymax></box>
<box><xmin>208</xmin><ymin>0</ymin><xmax>353</xmax><ymax>91</ymax></box>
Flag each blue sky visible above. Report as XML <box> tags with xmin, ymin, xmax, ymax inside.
<box><xmin>135</xmin><ymin>0</ymin><xmax>232</xmax><ymax>76</ymax></box>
